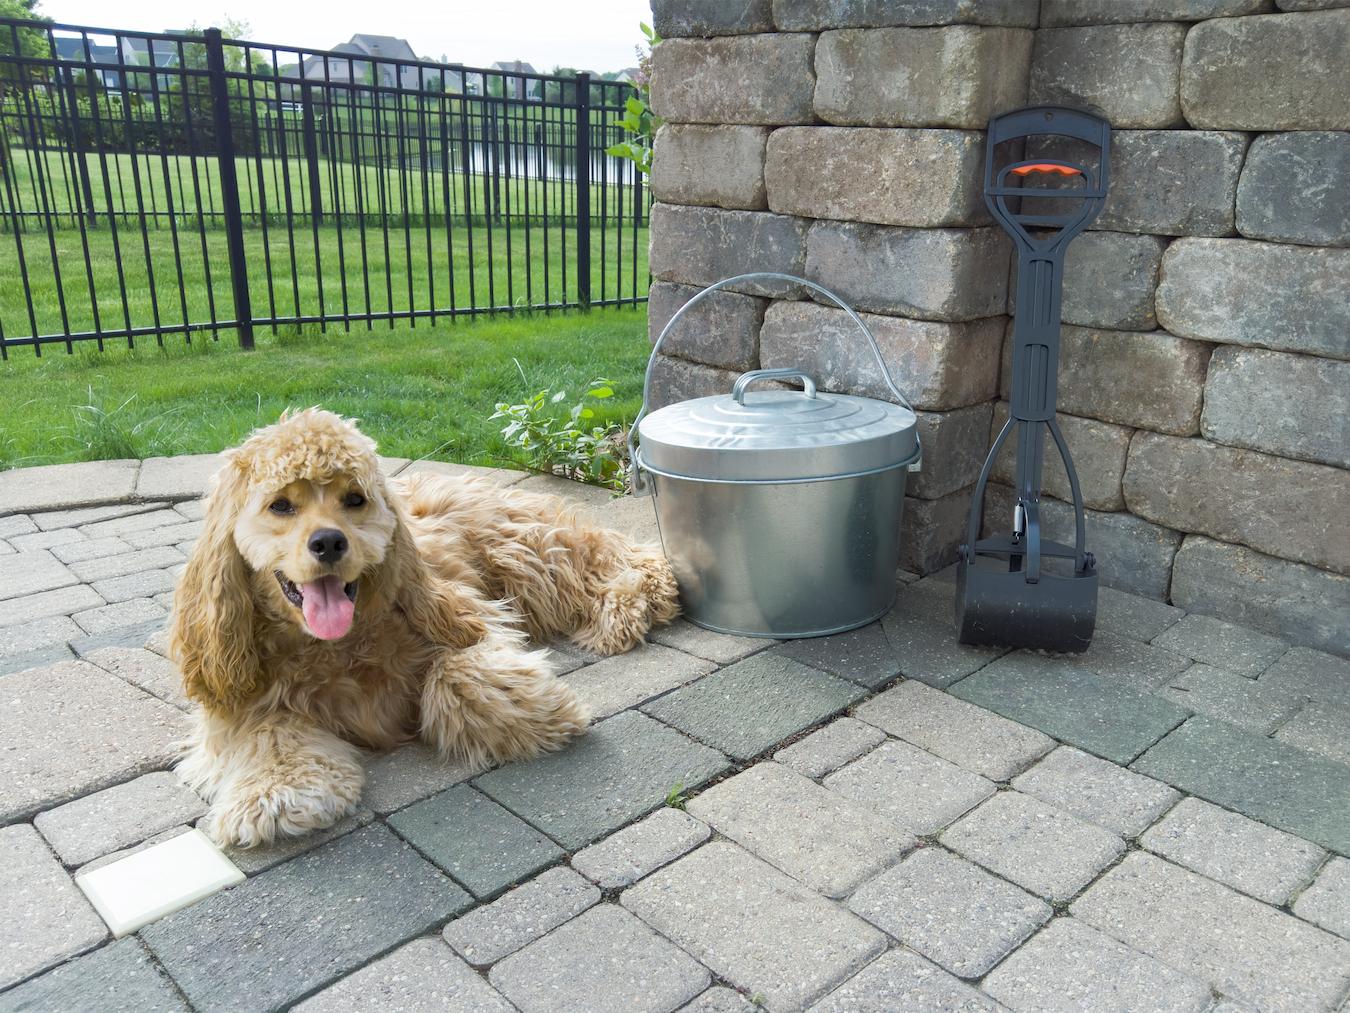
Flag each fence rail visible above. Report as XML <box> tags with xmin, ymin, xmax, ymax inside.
<box><xmin>0</xmin><ymin>17</ymin><xmax>649</xmax><ymax>358</ymax></box>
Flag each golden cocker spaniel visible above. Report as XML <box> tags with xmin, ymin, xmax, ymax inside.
<box><xmin>169</xmin><ymin>409</ymin><xmax>678</xmax><ymax>847</ymax></box>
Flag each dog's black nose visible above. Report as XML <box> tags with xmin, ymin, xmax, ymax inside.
<box><xmin>308</xmin><ymin>528</ymin><xmax>348</xmax><ymax>564</ymax></box>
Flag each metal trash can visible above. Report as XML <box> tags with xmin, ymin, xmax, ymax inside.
<box><xmin>629</xmin><ymin>273</ymin><xmax>922</xmax><ymax>638</ymax></box>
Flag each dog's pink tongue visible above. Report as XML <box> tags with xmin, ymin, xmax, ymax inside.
<box><xmin>301</xmin><ymin>576</ymin><xmax>354</xmax><ymax>640</ymax></box>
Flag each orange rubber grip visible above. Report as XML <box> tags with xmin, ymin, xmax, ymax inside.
<box><xmin>1011</xmin><ymin>163</ymin><xmax>1081</xmax><ymax>177</ymax></box>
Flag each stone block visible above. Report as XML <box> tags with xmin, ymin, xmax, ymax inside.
<box><xmin>806</xmin><ymin>221</ymin><xmax>1010</xmax><ymax>322</ymax></box>
<box><xmin>1002</xmin><ymin>323</ymin><xmax>1210</xmax><ymax>436</ymax></box>
<box><xmin>0</xmin><ymin>824</ymin><xmax>107</xmax><ymax>991</ymax></box>
<box><xmin>824</xmin><ymin>738</ymin><xmax>996</xmax><ymax>834</ymax></box>
<box><xmin>942</xmin><ymin>791</ymin><xmax>1126</xmax><ymax>901</ymax></box>
<box><xmin>570</xmin><ymin>808</ymin><xmax>711</xmax><ymax>889</ymax></box>
<box><xmin>1293</xmin><ymin>857</ymin><xmax>1350</xmax><ymax>941</ymax></box>
<box><xmin>293</xmin><ymin>938</ymin><xmax>512</xmax><ymax>1013</ymax></box>
<box><xmin>774</xmin><ymin>0</ymin><xmax>1040</xmax><ymax>29</ymax></box>
<box><xmin>0</xmin><ymin>661</ymin><xmax>187</xmax><ymax>824</ymax></box>
<box><xmin>648</xmin><ymin>203</ymin><xmax>808</xmax><ymax>298</ymax></box>
<box><xmin>77</xmin><ymin>507</ymin><xmax>184</xmax><ymax>539</ymax></box>
<box><xmin>1237</xmin><ymin>132</ymin><xmax>1350</xmax><ymax>247</ymax></box>
<box><xmin>1029</xmin><ymin>130</ymin><xmax>1247</xmax><ymax>237</ymax></box>
<box><xmin>0</xmin><ymin>549</ymin><xmax>78</xmax><ymax>602</ymax></box>
<box><xmin>8</xmin><ymin>527</ymin><xmax>83</xmax><ymax>551</ymax></box>
<box><xmin>762</xmin><ymin>301</ymin><xmax>1002</xmax><ymax>411</ymax></box>
<box><xmin>645</xmin><ymin>619</ymin><xmax>771</xmax><ymax>664</ymax></box>
<box><xmin>1158</xmin><ymin>238</ymin><xmax>1350</xmax><ymax>359</ymax></box>
<box><xmin>1181</xmin><ymin>11</ymin><xmax>1350</xmax><ymax>130</ymax></box>
<box><xmin>0</xmin><ymin>459</ymin><xmax>138</xmax><ymax>515</ymax></box>
<box><xmin>1152</xmin><ymin>613</ymin><xmax>1288</xmax><ymax>676</ymax></box>
<box><xmin>443</xmin><ymin>866</ymin><xmax>600</xmax><ymax>968</ymax></box>
<box><xmin>1039</xmin><ymin>230</ymin><xmax>1167</xmax><ymax>331</ymax></box>
<box><xmin>1072</xmin><ymin>851</ymin><xmax>1350</xmax><ymax>1011</ymax></box>
<box><xmin>900</xmin><ymin>485</ymin><xmax>973</xmax><ymax>574</ymax></box>
<box><xmin>0</xmin><ymin>584</ymin><xmax>104</xmax><ymax>628</ymax></box>
<box><xmin>1124</xmin><ymin>432</ymin><xmax>1350</xmax><ymax>574</ymax></box>
<box><xmin>651</xmin><ymin>0</ymin><xmax>774</xmax><ymax>37</ymax></box>
<box><xmin>1141</xmin><ymin>797</ymin><xmax>1326</xmax><ymax>905</ymax></box>
<box><xmin>982</xmin><ymin>918</ymin><xmax>1212</xmax><ymax>1013</ymax></box>
<box><xmin>564</xmin><ymin>643</ymin><xmax>715</xmax><ymax>719</ymax></box>
<box><xmin>989</xmin><ymin>403</ymin><xmax>1132</xmax><ymax>511</ymax></box>
<box><xmin>1203</xmin><ymin>346</ymin><xmax>1350</xmax><ymax>469</ymax></box>
<box><xmin>772</xmin><ymin>622</ymin><xmax>900</xmax><ymax>689</ymax></box>
<box><xmin>140</xmin><ymin>826</ymin><xmax>471</xmax><ymax>1013</ymax></box>
<box><xmin>646</xmin><ymin>281</ymin><xmax>764</xmax><ymax>372</ymax></box>
<box><xmin>1012</xmin><ymin>746</ymin><xmax>1180</xmax><ymax>837</ymax></box>
<box><xmin>0</xmin><ymin>937</ymin><xmax>185</xmax><ymax>1013</ymax></box>
<box><xmin>1274</xmin><ymin>701</ymin><xmax>1350</xmax><ymax>765</ymax></box>
<box><xmin>814</xmin><ymin>26</ymin><xmax>1033</xmax><ymax>128</ymax></box>
<box><xmin>135</xmin><ymin>454</ymin><xmax>224</xmax><ymax>501</ymax></box>
<box><xmin>1160</xmin><ymin>662</ymin><xmax>1304</xmax><ymax>733</ymax></box>
<box><xmin>1041</xmin><ymin>0</ymin><xmax>1271</xmax><ymax>25</ymax></box>
<box><xmin>1030</xmin><ymin>23</ymin><xmax>1186</xmax><ymax>128</ymax></box>
<box><xmin>982</xmin><ymin>483</ymin><xmax>1184</xmax><ymax>600</ymax></box>
<box><xmin>69</xmin><ymin>545</ymin><xmax>184</xmax><ymax>583</ymax></box>
<box><xmin>848</xmin><ymin>847</ymin><xmax>1051</xmax><ymax>977</ymax></box>
<box><xmin>35</xmin><ymin>772</ymin><xmax>206</xmax><ymax>867</ymax></box>
<box><xmin>773</xmin><ymin>716</ymin><xmax>886</xmax><ymax>779</ymax></box>
<box><xmin>72</xmin><ymin>597</ymin><xmax>167</xmax><ymax>635</ymax></box>
<box><xmin>0</xmin><ymin>514</ymin><xmax>35</xmax><ymax>537</ymax></box>
<box><xmin>1170</xmin><ymin>536</ymin><xmax>1350</xmax><ymax>657</ymax></box>
<box><xmin>688</xmin><ymin>762</ymin><xmax>915</xmax><ymax>897</ymax></box>
<box><xmin>766</xmin><ymin>127</ymin><xmax>988</xmax><ymax>228</ymax></box>
<box><xmin>651</xmin><ymin>125</ymin><xmax>768</xmax><ymax>210</ymax></box>
<box><xmin>1263</xmin><ymin>644</ymin><xmax>1350</xmax><ymax>708</ymax></box>
<box><xmin>650</xmin><ymin>35</ymin><xmax>816</xmax><ymax>125</ymax></box>
<box><xmin>908</xmin><ymin>404</ymin><xmax>994</xmax><ymax>501</ymax></box>
<box><xmin>812</xmin><ymin>948</ymin><xmax>1003</xmax><ymax>1013</ymax></box>
<box><xmin>622</xmin><ymin>841</ymin><xmax>887</xmax><ymax>1010</ymax></box>
<box><xmin>123</xmin><ymin>520</ymin><xmax>202</xmax><ymax>549</ymax></box>
<box><xmin>645</xmin><ymin>355</ymin><xmax>741</xmax><ymax>413</ymax></box>
<box><xmin>51</xmin><ymin>535</ymin><xmax>133</xmax><ymax>563</ymax></box>
<box><xmin>91</xmin><ymin>568</ymin><xmax>177</xmax><ymax>604</ymax></box>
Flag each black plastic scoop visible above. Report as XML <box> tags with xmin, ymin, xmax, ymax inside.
<box><xmin>956</xmin><ymin>105</ymin><xmax>1111</xmax><ymax>654</ymax></box>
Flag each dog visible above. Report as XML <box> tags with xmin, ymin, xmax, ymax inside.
<box><xmin>169</xmin><ymin>408</ymin><xmax>679</xmax><ymax>847</ymax></box>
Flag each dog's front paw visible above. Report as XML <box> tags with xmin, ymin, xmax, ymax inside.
<box><xmin>203</xmin><ymin>774</ymin><xmax>361</xmax><ymax>848</ymax></box>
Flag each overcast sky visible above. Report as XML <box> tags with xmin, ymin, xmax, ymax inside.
<box><xmin>39</xmin><ymin>0</ymin><xmax>656</xmax><ymax>73</ymax></box>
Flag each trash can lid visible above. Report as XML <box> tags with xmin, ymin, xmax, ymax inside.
<box><xmin>637</xmin><ymin>384</ymin><xmax>918</xmax><ymax>483</ymax></box>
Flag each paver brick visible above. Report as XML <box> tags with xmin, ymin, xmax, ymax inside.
<box><xmin>623</xmin><ymin>842</ymin><xmax>887</xmax><ymax>1011</ymax></box>
<box><xmin>443</xmin><ymin>866</ymin><xmax>600</xmax><ymax>967</ymax></box>
<box><xmin>774</xmin><ymin>716</ymin><xmax>886</xmax><ymax>780</ymax></box>
<box><xmin>857</xmin><ymin>680</ymin><xmax>1053</xmax><ymax>780</ymax></box>
<box><xmin>1072</xmin><ymin>851</ymin><xmax>1350</xmax><ymax>1012</ymax></box>
<box><xmin>570</xmin><ymin>808</ymin><xmax>710</xmax><ymax>890</ymax></box>
<box><xmin>361</xmin><ymin>742</ymin><xmax>485</xmax><ymax>815</ymax></box>
<box><xmin>90</xmin><ymin>568</ymin><xmax>177</xmax><ymax>603</ymax></box>
<box><xmin>0</xmin><ymin>613</ymin><xmax>80</xmax><ymax>659</ymax></box>
<box><xmin>952</xmin><ymin>653</ymin><xmax>1190</xmax><ymax>765</ymax></box>
<box><xmin>69</xmin><ymin>618</ymin><xmax>169</xmax><ymax>657</ymax></box>
<box><xmin>810</xmin><ymin>947</ymin><xmax>1003</xmax><ymax>1013</ymax></box>
<box><xmin>50</xmin><ymin>535</ymin><xmax>134</xmax><ymax>563</ymax></box>
<box><xmin>773</xmin><ymin>622</ymin><xmax>901</xmax><ymax>689</ymax></box>
<box><xmin>0</xmin><ymin>644</ymin><xmax>75</xmax><ymax>677</ymax></box>
<box><xmin>475</xmin><ymin>711</ymin><xmax>728</xmax><ymax>850</ymax></box>
<box><xmin>0</xmin><ymin>515</ymin><xmax>35</xmax><ymax>538</ymax></box>
<box><xmin>646</xmin><ymin>620</ymin><xmax>770</xmax><ymax>664</ymax></box>
<box><xmin>293</xmin><ymin>937</ymin><xmax>512</xmax><ymax>1013</ymax></box>
<box><xmin>123</xmin><ymin>520</ymin><xmax>203</xmax><ymax>549</ymax></box>
<box><xmin>0</xmin><ymin>584</ymin><xmax>104</xmax><ymax>628</ymax></box>
<box><xmin>69</xmin><ymin>545</ymin><xmax>184</xmax><ymax>582</ymax></box>
<box><xmin>221</xmin><ymin>808</ymin><xmax>375</xmax><ymax>875</ymax></box>
<box><xmin>0</xmin><ymin>459</ymin><xmax>138</xmax><ymax>515</ymax></box>
<box><xmin>1294</xmin><ymin>857</ymin><xmax>1350</xmax><ymax>941</ymax></box>
<box><xmin>1152</xmin><ymin>614</ymin><xmax>1289</xmax><ymax>678</ymax></box>
<box><xmin>642</xmin><ymin>651</ymin><xmax>863</xmax><ymax>761</ymax></box>
<box><xmin>1132</xmin><ymin>716</ymin><xmax>1350</xmax><ymax>855</ymax></box>
<box><xmin>689</xmin><ymin>762</ymin><xmax>914</xmax><ymax>898</ymax></box>
<box><xmin>0</xmin><ymin>660</ymin><xmax>187</xmax><ymax>823</ymax></box>
<box><xmin>134</xmin><ymin>454</ymin><xmax>224</xmax><ymax>501</ymax></box>
<box><xmin>0</xmin><ymin>824</ymin><xmax>107</xmax><ymax>991</ymax></box>
<box><xmin>1274</xmin><ymin>702</ymin><xmax>1350</xmax><ymax>766</ymax></box>
<box><xmin>681</xmin><ymin>987</ymin><xmax>756</xmax><ymax>1013</ymax></box>
<box><xmin>0</xmin><ymin>937</ymin><xmax>185</xmax><ymax>1013</ymax></box>
<box><xmin>30</xmin><ymin>503</ymin><xmax>153</xmax><ymax>530</ymax></box>
<box><xmin>8</xmin><ymin>527</ymin><xmax>85</xmax><ymax>552</ymax></box>
<box><xmin>389</xmin><ymin>784</ymin><xmax>562</xmax><ymax>899</ymax></box>
<box><xmin>0</xmin><ymin>550</ymin><xmax>78</xmax><ymax>602</ymax></box>
<box><xmin>71</xmin><ymin>596</ymin><xmax>167</xmax><ymax>635</ymax></box>
<box><xmin>880</xmin><ymin>598</ymin><xmax>1006</xmax><ymax>689</ymax></box>
<box><xmin>491</xmin><ymin>904</ymin><xmax>710</xmax><ymax>1013</ymax></box>
<box><xmin>564</xmin><ymin>643</ymin><xmax>716</xmax><ymax>720</ymax></box>
<box><xmin>1158</xmin><ymin>663</ymin><xmax>1303</xmax><ymax>735</ymax></box>
<box><xmin>140</xmin><ymin>825</ymin><xmax>471</xmax><ymax>1013</ymax></box>
<box><xmin>34</xmin><ymin>771</ymin><xmax>207</xmax><ymax>867</ymax></box>
<box><xmin>824</xmin><ymin>739</ymin><xmax>995</xmax><ymax>835</ymax></box>
<box><xmin>78</xmin><ymin>645</ymin><xmax>185</xmax><ymax>710</ymax></box>
<box><xmin>1259</xmin><ymin>647</ymin><xmax>1350</xmax><ymax>709</ymax></box>
<box><xmin>1141</xmin><ymin>797</ymin><xmax>1326</xmax><ymax>906</ymax></box>
<box><xmin>174</xmin><ymin>498</ymin><xmax>206</xmax><ymax>521</ymax></box>
<box><xmin>942</xmin><ymin>791</ymin><xmax>1126</xmax><ymax>901</ymax></box>
<box><xmin>849</xmin><ymin>847</ymin><xmax>1051</xmax><ymax>978</ymax></box>
<box><xmin>1095</xmin><ymin>585</ymin><xmax>1185</xmax><ymax>643</ymax></box>
<box><xmin>1011</xmin><ymin>746</ymin><xmax>1180</xmax><ymax>838</ymax></box>
<box><xmin>981</xmin><ymin>917</ymin><xmax>1211</xmax><ymax>1013</ymax></box>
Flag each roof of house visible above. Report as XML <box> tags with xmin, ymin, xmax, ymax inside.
<box><xmin>348</xmin><ymin>34</ymin><xmax>418</xmax><ymax>61</ymax></box>
<box><xmin>492</xmin><ymin>60</ymin><xmax>537</xmax><ymax>75</ymax></box>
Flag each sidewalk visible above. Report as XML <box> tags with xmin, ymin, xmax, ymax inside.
<box><xmin>1</xmin><ymin>455</ymin><xmax>1347</xmax><ymax>1012</ymax></box>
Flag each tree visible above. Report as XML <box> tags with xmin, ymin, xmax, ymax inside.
<box><xmin>0</xmin><ymin>0</ymin><xmax>52</xmax><ymax>164</ymax></box>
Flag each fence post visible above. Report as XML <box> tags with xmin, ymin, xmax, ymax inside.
<box><xmin>300</xmin><ymin>84</ymin><xmax>324</xmax><ymax>225</ymax></box>
<box><xmin>574</xmin><ymin>72</ymin><xmax>591</xmax><ymax>310</ymax></box>
<box><xmin>204</xmin><ymin>27</ymin><xmax>254</xmax><ymax>349</ymax></box>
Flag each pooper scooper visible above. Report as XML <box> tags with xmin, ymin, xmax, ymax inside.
<box><xmin>957</xmin><ymin>106</ymin><xmax>1111</xmax><ymax>653</ymax></box>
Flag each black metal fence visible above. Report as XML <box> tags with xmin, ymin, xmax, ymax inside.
<box><xmin>0</xmin><ymin>18</ymin><xmax>649</xmax><ymax>358</ymax></box>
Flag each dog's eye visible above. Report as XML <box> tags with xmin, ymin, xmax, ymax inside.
<box><xmin>343</xmin><ymin>492</ymin><xmax>366</xmax><ymax>509</ymax></box>
<box><xmin>269</xmin><ymin>498</ymin><xmax>294</xmax><ymax>515</ymax></box>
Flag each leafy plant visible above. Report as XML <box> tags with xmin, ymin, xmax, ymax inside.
<box><xmin>664</xmin><ymin>781</ymin><xmax>688</xmax><ymax>810</ymax></box>
<box><xmin>606</xmin><ymin>22</ymin><xmax>661</xmax><ymax>176</ymax></box>
<box><xmin>61</xmin><ymin>387</ymin><xmax>186</xmax><ymax>461</ymax></box>
<box><xmin>490</xmin><ymin>372</ymin><xmax>628</xmax><ymax>490</ymax></box>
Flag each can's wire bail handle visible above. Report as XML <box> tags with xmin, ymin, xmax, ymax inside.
<box><xmin>731</xmin><ymin>368</ymin><xmax>818</xmax><ymax>405</ymax></box>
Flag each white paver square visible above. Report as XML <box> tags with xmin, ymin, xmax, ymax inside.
<box><xmin>688</xmin><ymin>762</ymin><xmax>914</xmax><ymax>898</ymax></box>
<box><xmin>1011</xmin><ymin>746</ymin><xmax>1180</xmax><ymax>837</ymax></box>
<box><xmin>1141</xmin><ymin>797</ymin><xmax>1327</xmax><ymax>905</ymax></box>
<box><xmin>824</xmin><ymin>739</ymin><xmax>995</xmax><ymax>835</ymax></box>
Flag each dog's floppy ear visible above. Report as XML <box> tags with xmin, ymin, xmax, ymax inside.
<box><xmin>169</xmin><ymin>455</ymin><xmax>261</xmax><ymax>712</ymax></box>
<box><xmin>382</xmin><ymin>504</ymin><xmax>487</xmax><ymax>650</ymax></box>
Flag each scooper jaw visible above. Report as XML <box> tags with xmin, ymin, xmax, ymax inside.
<box><xmin>956</xmin><ymin>106</ymin><xmax>1111</xmax><ymax>654</ymax></box>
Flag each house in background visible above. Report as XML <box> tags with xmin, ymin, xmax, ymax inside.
<box><xmin>298</xmin><ymin>34</ymin><xmax>423</xmax><ymax>90</ymax></box>
<box><xmin>492</xmin><ymin>60</ymin><xmax>542</xmax><ymax>101</ymax></box>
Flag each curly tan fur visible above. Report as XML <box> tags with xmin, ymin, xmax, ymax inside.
<box><xmin>169</xmin><ymin>408</ymin><xmax>678</xmax><ymax>847</ymax></box>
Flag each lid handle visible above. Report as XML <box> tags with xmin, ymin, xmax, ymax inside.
<box><xmin>731</xmin><ymin>368</ymin><xmax>818</xmax><ymax>405</ymax></box>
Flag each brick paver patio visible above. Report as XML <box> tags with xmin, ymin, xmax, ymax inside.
<box><xmin>1</xmin><ymin>455</ymin><xmax>1348</xmax><ymax>1011</ymax></box>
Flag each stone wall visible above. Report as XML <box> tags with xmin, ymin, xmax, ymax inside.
<box><xmin>644</xmin><ymin>0</ymin><xmax>1350</xmax><ymax>656</ymax></box>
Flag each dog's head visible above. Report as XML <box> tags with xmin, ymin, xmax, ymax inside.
<box><xmin>170</xmin><ymin>409</ymin><xmax>478</xmax><ymax>712</ymax></box>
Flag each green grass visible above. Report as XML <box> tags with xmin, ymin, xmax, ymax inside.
<box><xmin>0</xmin><ymin>307</ymin><xmax>652</xmax><ymax>472</ymax></box>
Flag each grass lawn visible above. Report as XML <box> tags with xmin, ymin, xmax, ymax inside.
<box><xmin>0</xmin><ymin>306</ymin><xmax>652</xmax><ymax>472</ymax></box>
